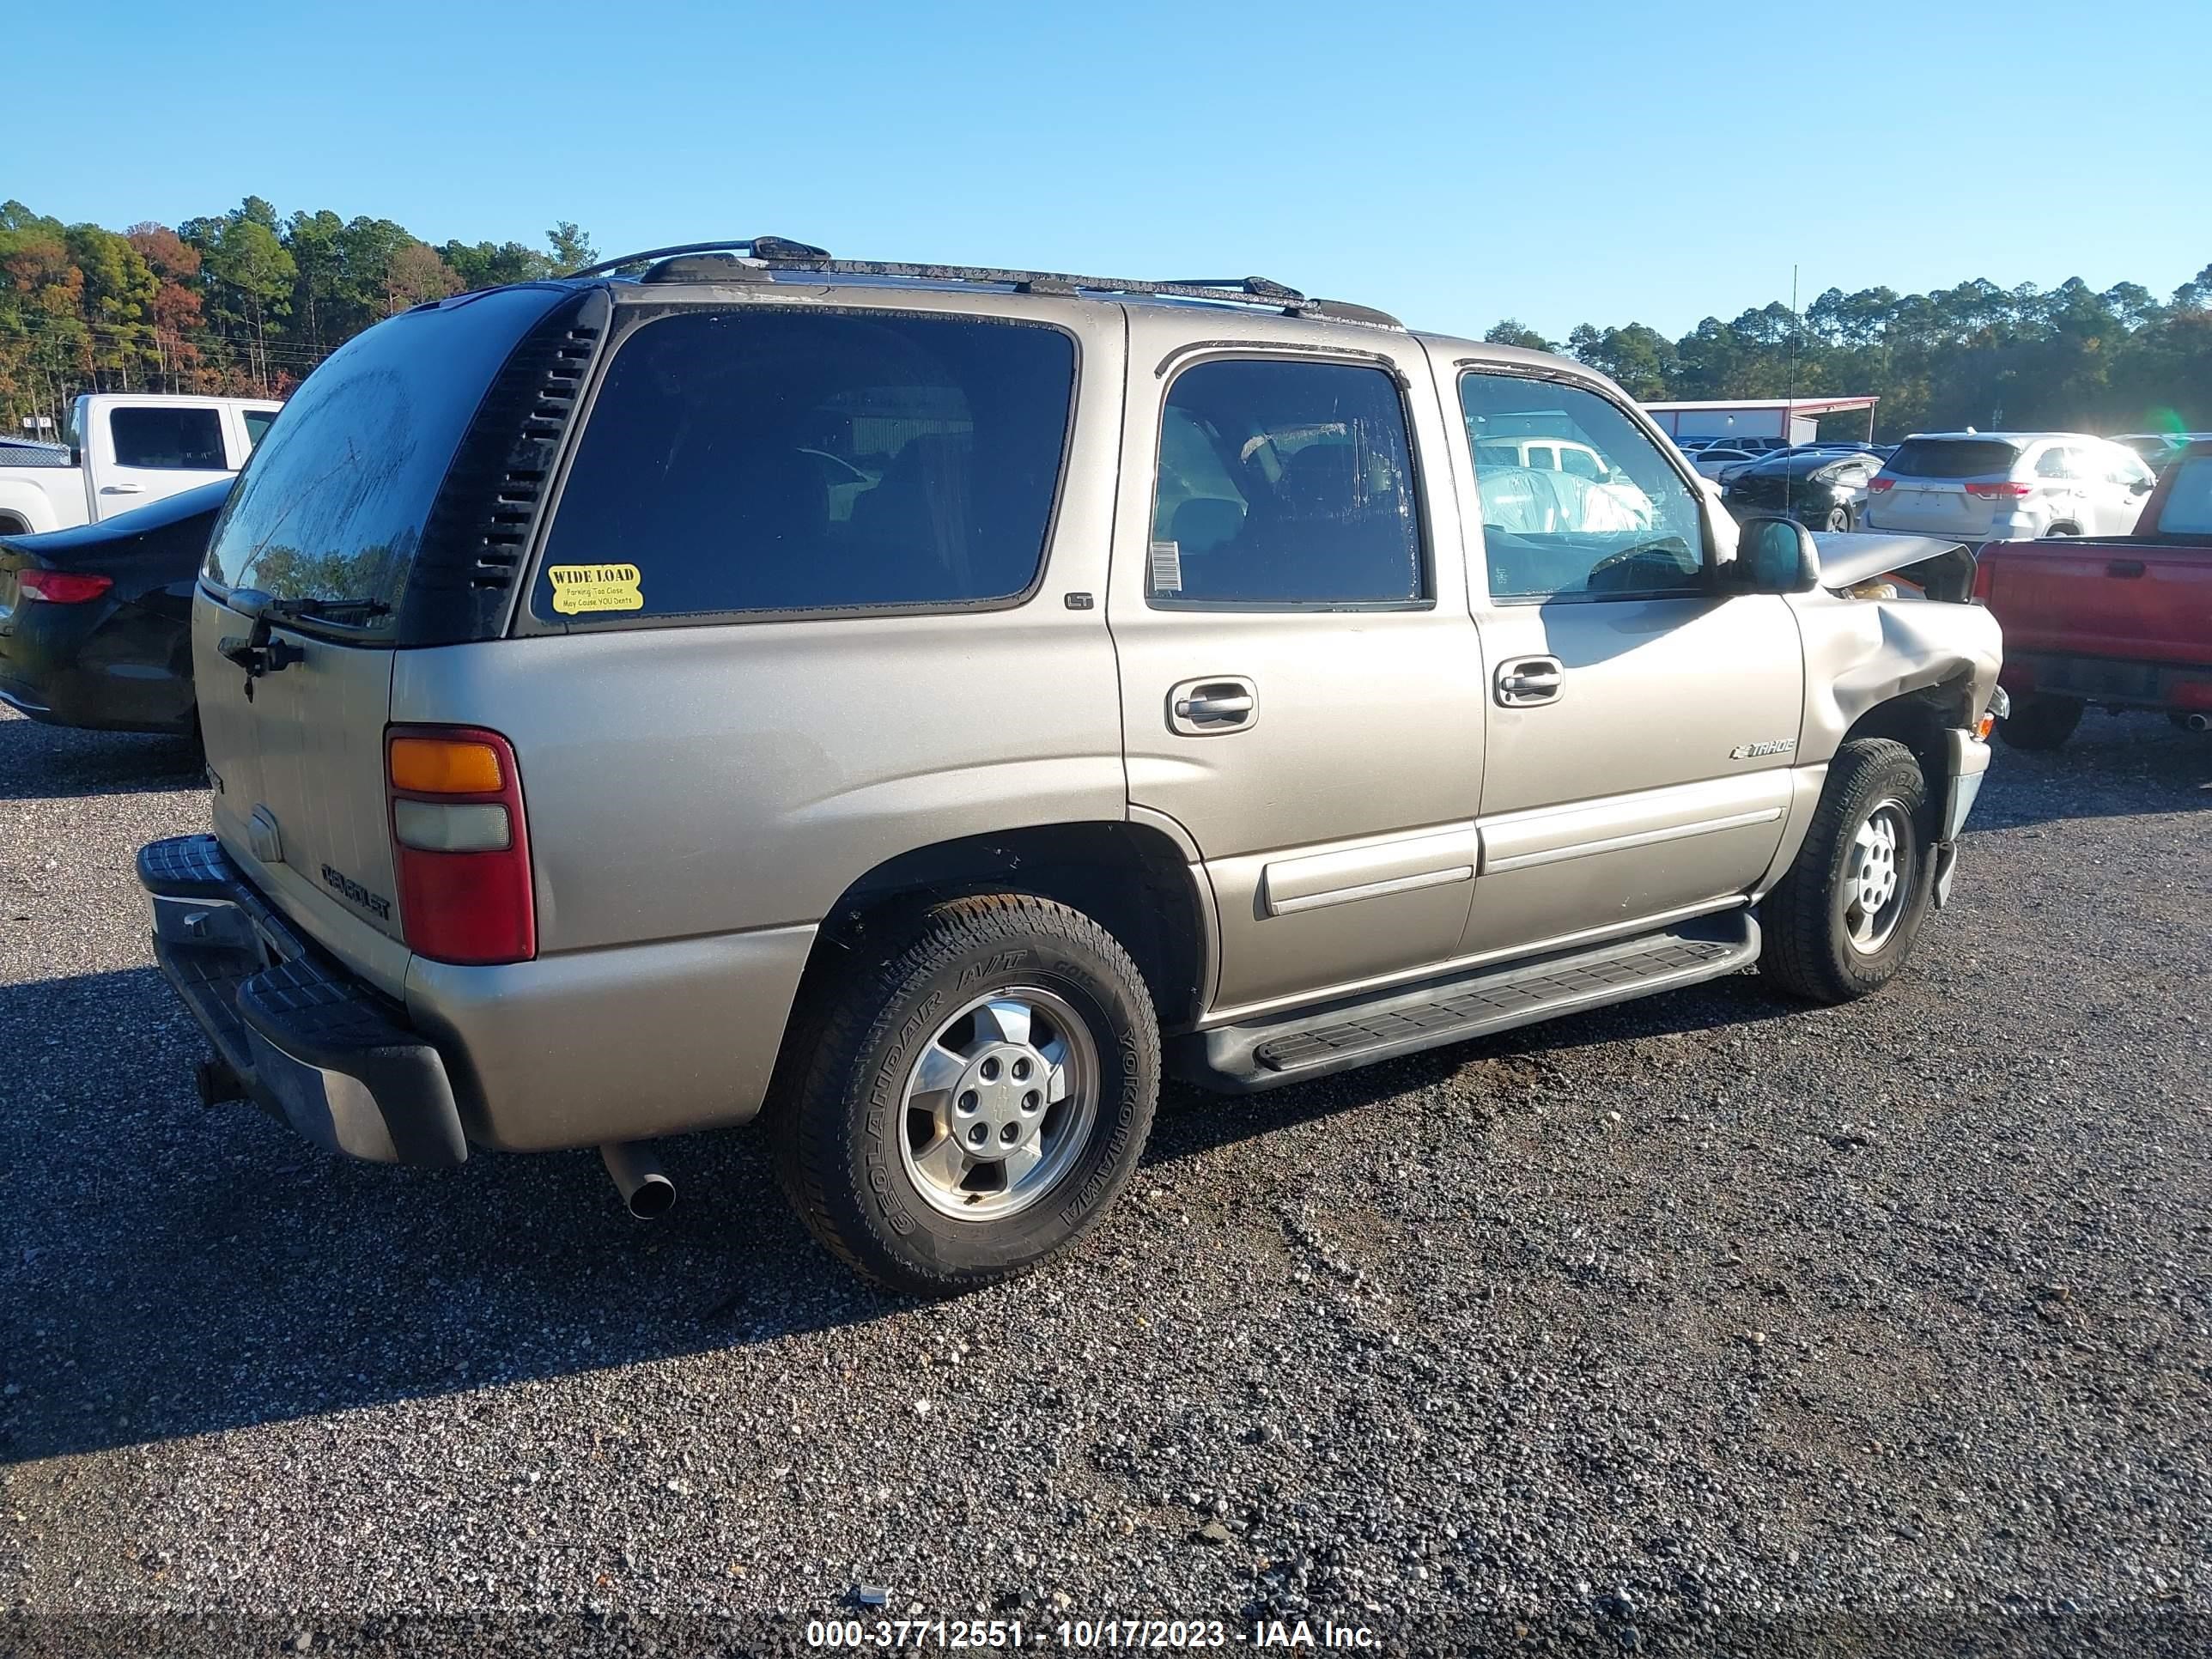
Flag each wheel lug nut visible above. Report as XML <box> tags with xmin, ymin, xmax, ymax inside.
<box><xmin>1022</xmin><ymin>1091</ymin><xmax>1041</xmax><ymax>1112</ymax></box>
<box><xmin>1012</xmin><ymin>1058</ymin><xmax>1031</xmax><ymax>1080</ymax></box>
<box><xmin>958</xmin><ymin>1091</ymin><xmax>978</xmax><ymax>1115</ymax></box>
<box><xmin>1000</xmin><ymin>1123</ymin><xmax>1019</xmax><ymax>1144</ymax></box>
<box><xmin>980</xmin><ymin>1057</ymin><xmax>1000</xmax><ymax>1081</ymax></box>
<box><xmin>968</xmin><ymin>1124</ymin><xmax>988</xmax><ymax>1146</ymax></box>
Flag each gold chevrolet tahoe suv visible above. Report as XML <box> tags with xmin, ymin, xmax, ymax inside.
<box><xmin>137</xmin><ymin>239</ymin><xmax>2002</xmax><ymax>1293</ymax></box>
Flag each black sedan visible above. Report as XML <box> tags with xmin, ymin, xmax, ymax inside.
<box><xmin>1722</xmin><ymin>448</ymin><xmax>1882</xmax><ymax>532</ymax></box>
<box><xmin>0</xmin><ymin>480</ymin><xmax>229</xmax><ymax>738</ymax></box>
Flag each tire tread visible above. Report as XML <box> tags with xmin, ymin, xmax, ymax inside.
<box><xmin>770</xmin><ymin>893</ymin><xmax>1157</xmax><ymax>1296</ymax></box>
<box><xmin>1760</xmin><ymin>738</ymin><xmax>1927</xmax><ymax>1004</ymax></box>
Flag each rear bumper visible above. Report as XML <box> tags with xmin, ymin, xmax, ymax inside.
<box><xmin>138</xmin><ymin>835</ymin><xmax>467</xmax><ymax>1167</ymax></box>
<box><xmin>1999</xmin><ymin>650</ymin><xmax>2212</xmax><ymax>714</ymax></box>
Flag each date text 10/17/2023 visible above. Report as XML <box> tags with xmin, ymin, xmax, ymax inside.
<box><xmin>805</xmin><ymin>1618</ymin><xmax>1382</xmax><ymax>1650</ymax></box>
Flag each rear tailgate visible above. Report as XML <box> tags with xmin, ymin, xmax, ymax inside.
<box><xmin>192</xmin><ymin>283</ymin><xmax>586</xmax><ymax>994</ymax></box>
<box><xmin>1977</xmin><ymin>538</ymin><xmax>2212</xmax><ymax>664</ymax></box>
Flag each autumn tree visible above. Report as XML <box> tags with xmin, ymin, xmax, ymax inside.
<box><xmin>385</xmin><ymin>240</ymin><xmax>463</xmax><ymax>311</ymax></box>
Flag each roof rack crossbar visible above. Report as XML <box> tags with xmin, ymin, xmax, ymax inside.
<box><xmin>571</xmin><ymin>240</ymin><xmax>1401</xmax><ymax>327</ymax></box>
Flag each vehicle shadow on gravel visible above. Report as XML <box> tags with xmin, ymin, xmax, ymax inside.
<box><xmin>1144</xmin><ymin>970</ymin><xmax>1796</xmax><ymax>1164</ymax></box>
<box><xmin>0</xmin><ymin>964</ymin><xmax>906</xmax><ymax>1467</ymax></box>
<box><xmin>1</xmin><ymin>957</ymin><xmax>1801</xmax><ymax>1466</ymax></box>
<box><xmin>0</xmin><ymin>712</ymin><xmax>203</xmax><ymax>800</ymax></box>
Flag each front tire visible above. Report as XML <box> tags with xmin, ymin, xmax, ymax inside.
<box><xmin>1824</xmin><ymin>506</ymin><xmax>1852</xmax><ymax>532</ymax></box>
<box><xmin>772</xmin><ymin>894</ymin><xmax>1159</xmax><ymax>1296</ymax></box>
<box><xmin>1998</xmin><ymin>691</ymin><xmax>2083</xmax><ymax>751</ymax></box>
<box><xmin>1760</xmin><ymin>738</ymin><xmax>1936</xmax><ymax>1004</ymax></box>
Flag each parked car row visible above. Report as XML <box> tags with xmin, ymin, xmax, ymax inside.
<box><xmin>1863</xmin><ymin>433</ymin><xmax>2156</xmax><ymax>542</ymax></box>
<box><xmin>1721</xmin><ymin>447</ymin><xmax>1884</xmax><ymax>530</ymax></box>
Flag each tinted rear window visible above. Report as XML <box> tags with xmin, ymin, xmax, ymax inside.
<box><xmin>1885</xmin><ymin>439</ymin><xmax>2020</xmax><ymax>479</ymax></box>
<box><xmin>531</xmin><ymin>309</ymin><xmax>1075</xmax><ymax>622</ymax></box>
<box><xmin>203</xmin><ymin>286</ymin><xmax>564</xmax><ymax>632</ymax></box>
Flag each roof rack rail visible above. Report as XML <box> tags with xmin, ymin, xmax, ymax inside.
<box><xmin>564</xmin><ymin>237</ymin><xmax>830</xmax><ymax>277</ymax></box>
<box><xmin>567</xmin><ymin>238</ymin><xmax>1402</xmax><ymax>328</ymax></box>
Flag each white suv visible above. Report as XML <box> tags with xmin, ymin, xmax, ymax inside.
<box><xmin>1867</xmin><ymin>433</ymin><xmax>2155</xmax><ymax>542</ymax></box>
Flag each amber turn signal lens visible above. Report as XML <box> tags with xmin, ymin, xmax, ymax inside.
<box><xmin>388</xmin><ymin>736</ymin><xmax>504</xmax><ymax>794</ymax></box>
<box><xmin>1975</xmin><ymin>712</ymin><xmax>1996</xmax><ymax>741</ymax></box>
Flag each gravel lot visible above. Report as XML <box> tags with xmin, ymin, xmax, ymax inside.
<box><xmin>1</xmin><ymin>702</ymin><xmax>2207</xmax><ymax>1657</ymax></box>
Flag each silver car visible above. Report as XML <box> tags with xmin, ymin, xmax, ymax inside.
<box><xmin>137</xmin><ymin>240</ymin><xmax>2003</xmax><ymax>1294</ymax></box>
<box><xmin>1867</xmin><ymin>433</ymin><xmax>2156</xmax><ymax>541</ymax></box>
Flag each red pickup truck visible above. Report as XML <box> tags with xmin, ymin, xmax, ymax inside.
<box><xmin>1976</xmin><ymin>440</ymin><xmax>2212</xmax><ymax>749</ymax></box>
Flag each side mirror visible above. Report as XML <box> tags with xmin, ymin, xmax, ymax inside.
<box><xmin>1725</xmin><ymin>515</ymin><xmax>1820</xmax><ymax>594</ymax></box>
<box><xmin>2130</xmin><ymin>477</ymin><xmax>2155</xmax><ymax>495</ymax></box>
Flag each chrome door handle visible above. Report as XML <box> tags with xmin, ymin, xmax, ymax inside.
<box><xmin>1178</xmin><ymin>693</ymin><xmax>1253</xmax><ymax>720</ymax></box>
<box><xmin>1168</xmin><ymin>677</ymin><xmax>1257</xmax><ymax>734</ymax></box>
<box><xmin>100</xmin><ymin>483</ymin><xmax>145</xmax><ymax>495</ymax></box>
<box><xmin>1495</xmin><ymin>657</ymin><xmax>1564</xmax><ymax>707</ymax></box>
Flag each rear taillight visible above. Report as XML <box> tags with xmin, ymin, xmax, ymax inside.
<box><xmin>385</xmin><ymin>726</ymin><xmax>535</xmax><ymax>965</ymax></box>
<box><xmin>1964</xmin><ymin>482</ymin><xmax>2033</xmax><ymax>499</ymax></box>
<box><xmin>16</xmin><ymin>568</ymin><xmax>113</xmax><ymax>604</ymax></box>
<box><xmin>1868</xmin><ymin>477</ymin><xmax>1894</xmax><ymax>494</ymax></box>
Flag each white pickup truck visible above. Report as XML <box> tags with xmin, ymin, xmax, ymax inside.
<box><xmin>0</xmin><ymin>393</ymin><xmax>280</xmax><ymax>535</ymax></box>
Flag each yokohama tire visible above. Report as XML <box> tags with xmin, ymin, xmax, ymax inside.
<box><xmin>771</xmin><ymin>894</ymin><xmax>1159</xmax><ymax>1296</ymax></box>
<box><xmin>1760</xmin><ymin>738</ymin><xmax>1937</xmax><ymax>1004</ymax></box>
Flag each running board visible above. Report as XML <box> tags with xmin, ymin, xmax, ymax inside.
<box><xmin>1170</xmin><ymin>910</ymin><xmax>1759</xmax><ymax>1093</ymax></box>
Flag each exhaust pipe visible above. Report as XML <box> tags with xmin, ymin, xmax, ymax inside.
<box><xmin>600</xmin><ymin>1142</ymin><xmax>675</xmax><ymax>1219</ymax></box>
<box><xmin>2185</xmin><ymin>713</ymin><xmax>2211</xmax><ymax>733</ymax></box>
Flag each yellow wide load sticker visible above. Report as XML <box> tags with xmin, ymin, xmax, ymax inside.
<box><xmin>547</xmin><ymin>562</ymin><xmax>644</xmax><ymax>615</ymax></box>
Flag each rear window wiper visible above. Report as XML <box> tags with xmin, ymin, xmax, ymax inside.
<box><xmin>267</xmin><ymin>596</ymin><xmax>392</xmax><ymax>623</ymax></box>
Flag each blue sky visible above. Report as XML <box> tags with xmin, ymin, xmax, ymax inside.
<box><xmin>21</xmin><ymin>1</ymin><xmax>2209</xmax><ymax>341</ymax></box>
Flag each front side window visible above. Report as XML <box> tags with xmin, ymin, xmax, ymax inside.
<box><xmin>241</xmin><ymin>409</ymin><xmax>278</xmax><ymax>452</ymax></box>
<box><xmin>112</xmin><ymin>407</ymin><xmax>225</xmax><ymax>470</ymax></box>
<box><xmin>534</xmin><ymin>310</ymin><xmax>1074</xmax><ymax>621</ymax></box>
<box><xmin>1460</xmin><ymin>370</ymin><xmax>1705</xmax><ymax>603</ymax></box>
<box><xmin>1147</xmin><ymin>358</ymin><xmax>1423</xmax><ymax>606</ymax></box>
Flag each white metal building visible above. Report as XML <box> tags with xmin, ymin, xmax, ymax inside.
<box><xmin>1641</xmin><ymin>396</ymin><xmax>1879</xmax><ymax>445</ymax></box>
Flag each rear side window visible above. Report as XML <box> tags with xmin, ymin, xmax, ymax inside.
<box><xmin>1886</xmin><ymin>439</ymin><xmax>2020</xmax><ymax>479</ymax></box>
<box><xmin>532</xmin><ymin>309</ymin><xmax>1074</xmax><ymax>621</ymax></box>
<box><xmin>204</xmin><ymin>285</ymin><xmax>567</xmax><ymax>633</ymax></box>
<box><xmin>241</xmin><ymin>409</ymin><xmax>278</xmax><ymax>451</ymax></box>
<box><xmin>112</xmin><ymin>407</ymin><xmax>224</xmax><ymax>470</ymax></box>
<box><xmin>1147</xmin><ymin>358</ymin><xmax>1423</xmax><ymax>606</ymax></box>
